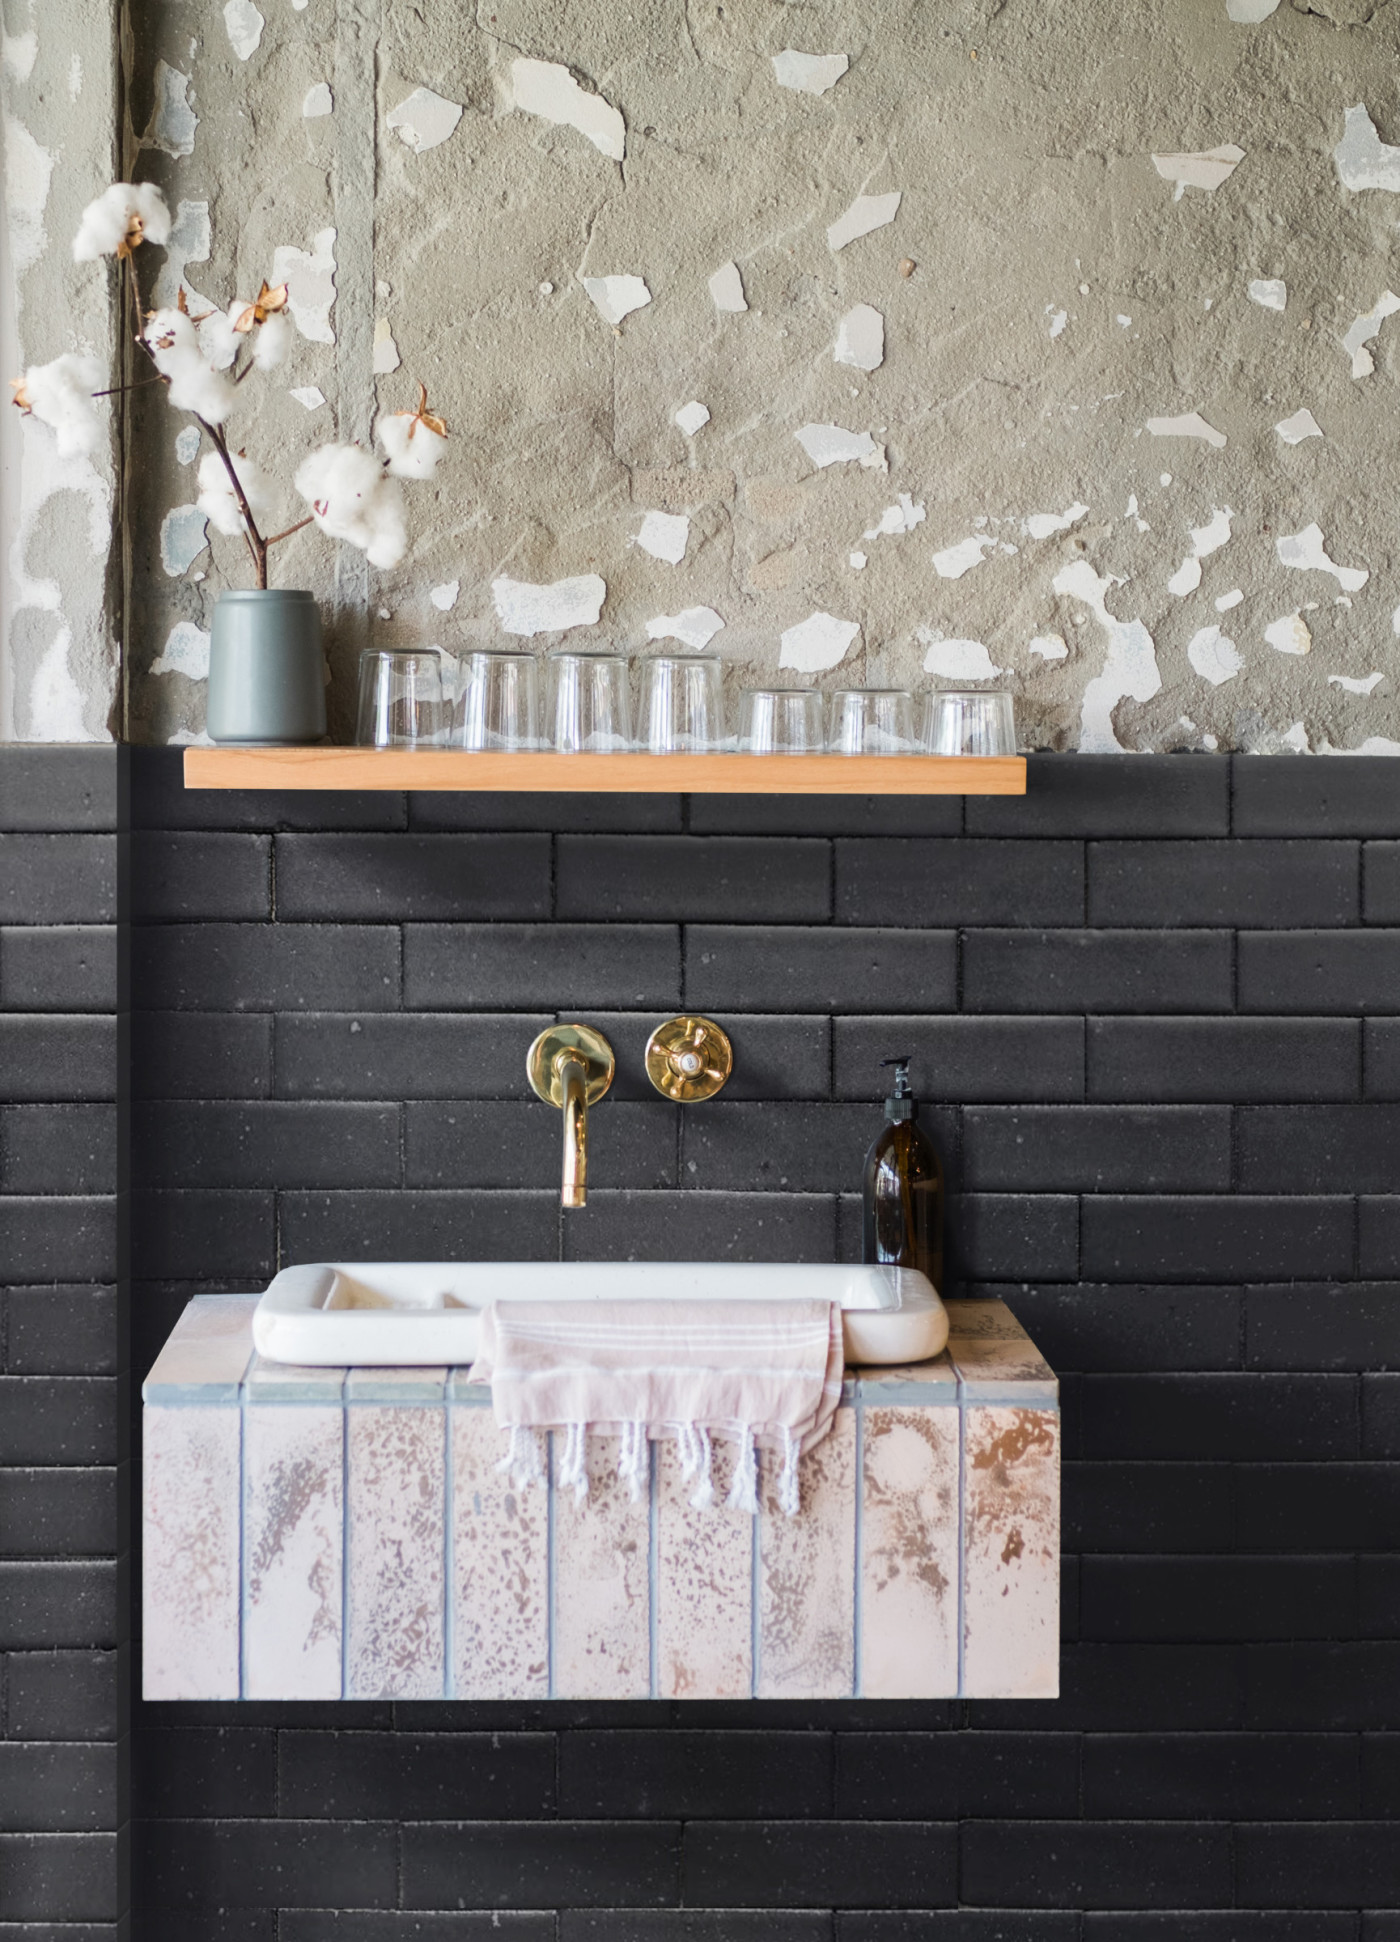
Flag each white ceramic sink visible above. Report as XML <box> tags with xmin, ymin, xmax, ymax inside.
<box><xmin>251</xmin><ymin>1261</ymin><xmax>948</xmax><ymax>1369</ymax></box>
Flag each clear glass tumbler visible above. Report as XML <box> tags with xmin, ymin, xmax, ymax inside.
<box><xmin>639</xmin><ymin>653</ymin><xmax>729</xmax><ymax>753</ymax></box>
<box><xmin>356</xmin><ymin>648</ymin><xmax>450</xmax><ymax>748</ymax></box>
<box><xmin>738</xmin><ymin>687</ymin><xmax>827</xmax><ymax>755</ymax></box>
<box><xmin>456</xmin><ymin>649</ymin><xmax>540</xmax><ymax>751</ymax></box>
<box><xmin>546</xmin><ymin>650</ymin><xmax>633</xmax><ymax>753</ymax></box>
<box><xmin>920</xmin><ymin>689</ymin><xmax>1017</xmax><ymax>757</ymax></box>
<box><xmin>829</xmin><ymin>688</ymin><xmax>916</xmax><ymax>755</ymax></box>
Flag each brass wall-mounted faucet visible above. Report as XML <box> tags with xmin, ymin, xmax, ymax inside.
<box><xmin>526</xmin><ymin>1024</ymin><xmax>615</xmax><ymax>1209</ymax></box>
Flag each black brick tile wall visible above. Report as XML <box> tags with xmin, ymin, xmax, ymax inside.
<box><xmin>0</xmin><ymin>751</ymin><xmax>123</xmax><ymax>1942</ymax></box>
<box><xmin>12</xmin><ymin>749</ymin><xmax>1400</xmax><ymax>1936</ymax></box>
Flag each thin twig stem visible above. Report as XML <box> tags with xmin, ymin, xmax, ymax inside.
<box><xmin>263</xmin><ymin>514</ymin><xmax>314</xmax><ymax>549</ymax></box>
<box><xmin>92</xmin><ymin>374</ymin><xmax>166</xmax><ymax>398</ymax></box>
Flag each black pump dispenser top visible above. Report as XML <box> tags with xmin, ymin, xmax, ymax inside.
<box><xmin>882</xmin><ymin>1055</ymin><xmax>916</xmax><ymax>1123</ymax></box>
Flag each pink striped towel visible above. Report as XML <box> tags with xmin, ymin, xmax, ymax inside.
<box><xmin>468</xmin><ymin>1298</ymin><xmax>844</xmax><ymax>1517</ymax></box>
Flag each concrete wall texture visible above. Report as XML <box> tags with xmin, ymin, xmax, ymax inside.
<box><xmin>10</xmin><ymin>0</ymin><xmax>1400</xmax><ymax>749</ymax></box>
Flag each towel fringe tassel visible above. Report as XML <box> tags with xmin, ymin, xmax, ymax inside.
<box><xmin>617</xmin><ymin>1417</ymin><xmax>649</xmax><ymax>1503</ymax></box>
<box><xmin>557</xmin><ymin>1419</ymin><xmax>589</xmax><ymax>1504</ymax></box>
<box><xmin>778</xmin><ymin>1424</ymin><xmax>800</xmax><ymax>1519</ymax></box>
<box><xmin>726</xmin><ymin>1424</ymin><xmax>759</xmax><ymax>1517</ymax></box>
<box><xmin>495</xmin><ymin>1422</ymin><xmax>546</xmax><ymax>1491</ymax></box>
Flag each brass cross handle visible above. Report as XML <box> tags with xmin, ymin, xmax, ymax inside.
<box><xmin>645</xmin><ymin>1015</ymin><xmax>734</xmax><ymax>1103</ymax></box>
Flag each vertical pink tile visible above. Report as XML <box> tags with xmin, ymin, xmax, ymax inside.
<box><xmin>553</xmin><ymin>1433</ymin><xmax>651</xmax><ymax>1700</ymax></box>
<box><xmin>861</xmin><ymin>1405</ymin><xmax>959</xmax><ymax>1699</ymax></box>
<box><xmin>244</xmin><ymin>1405</ymin><xmax>344</xmax><ymax>1700</ymax></box>
<box><xmin>346</xmin><ymin>1403</ymin><xmax>445</xmax><ymax>1699</ymax></box>
<box><xmin>758</xmin><ymin>1409</ymin><xmax>856</xmax><ymax>1699</ymax></box>
<box><xmin>143</xmin><ymin>1406</ymin><xmax>241</xmax><ymax>1700</ymax></box>
<box><xmin>962</xmin><ymin>1403</ymin><xmax>1060</xmax><ymax>1699</ymax></box>
<box><xmin>655</xmin><ymin>1438</ymin><xmax>753</xmax><ymax>1700</ymax></box>
<box><xmin>452</xmin><ymin>1407</ymin><xmax>549</xmax><ymax>1700</ymax></box>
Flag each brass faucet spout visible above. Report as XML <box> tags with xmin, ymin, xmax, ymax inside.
<box><xmin>526</xmin><ymin>1024</ymin><xmax>616</xmax><ymax>1211</ymax></box>
<box><xmin>558</xmin><ymin>1053</ymin><xmax>588</xmax><ymax>1208</ymax></box>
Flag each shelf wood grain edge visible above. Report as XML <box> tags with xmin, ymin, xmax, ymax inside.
<box><xmin>182</xmin><ymin>747</ymin><xmax>1027</xmax><ymax>795</ymax></box>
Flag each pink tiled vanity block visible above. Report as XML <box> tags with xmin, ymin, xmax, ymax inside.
<box><xmin>141</xmin><ymin>1294</ymin><xmax>1059</xmax><ymax>1701</ymax></box>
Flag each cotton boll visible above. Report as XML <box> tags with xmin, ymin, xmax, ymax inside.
<box><xmin>143</xmin><ymin>308</ymin><xmax>236</xmax><ymax>424</ymax></box>
<box><xmin>294</xmin><ymin>442</ymin><xmax>406</xmax><ymax>566</ymax></box>
<box><xmin>199</xmin><ymin>305</ymin><xmax>242</xmax><ymax>373</ymax></box>
<box><xmin>252</xmin><ymin>312</ymin><xmax>289</xmax><ymax>370</ymax></box>
<box><xmin>376</xmin><ymin>410</ymin><xmax>446</xmax><ymax>481</ymax></box>
<box><xmin>72</xmin><ymin>181</ymin><xmax>171</xmax><ymax>261</ymax></box>
<box><xmin>196</xmin><ymin>449</ymin><xmax>276</xmax><ymax>538</ymax></box>
<box><xmin>21</xmin><ymin>353</ymin><xmax>104</xmax><ymax>458</ymax></box>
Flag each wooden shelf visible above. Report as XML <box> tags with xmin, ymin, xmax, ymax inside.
<box><xmin>182</xmin><ymin>747</ymin><xmax>1027</xmax><ymax>796</ymax></box>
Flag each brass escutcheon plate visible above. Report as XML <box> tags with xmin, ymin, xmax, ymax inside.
<box><xmin>645</xmin><ymin>1015</ymin><xmax>733</xmax><ymax>1103</ymax></box>
<box><xmin>527</xmin><ymin>1023</ymin><xmax>616</xmax><ymax>1106</ymax></box>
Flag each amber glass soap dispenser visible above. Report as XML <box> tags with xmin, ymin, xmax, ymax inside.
<box><xmin>862</xmin><ymin>1056</ymin><xmax>944</xmax><ymax>1290</ymax></box>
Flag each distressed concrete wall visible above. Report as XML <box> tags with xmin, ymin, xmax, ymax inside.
<box><xmin>1</xmin><ymin>0</ymin><xmax>121</xmax><ymax>740</ymax></box>
<box><xmin>19</xmin><ymin>0</ymin><xmax>1400</xmax><ymax>749</ymax></box>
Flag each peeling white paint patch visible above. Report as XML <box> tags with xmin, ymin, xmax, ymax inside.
<box><xmin>1248</xmin><ymin>277</ymin><xmax>1287</xmax><ymax>311</ymax></box>
<box><xmin>303</xmin><ymin>82</ymin><xmax>333</xmax><ymax>119</ymax></box>
<box><xmin>1055</xmin><ymin>559</ymin><xmax>1161</xmax><ymax>754</ymax></box>
<box><xmin>635</xmin><ymin>510</ymin><xmax>689</xmax><ymax>565</ymax></box>
<box><xmin>30</xmin><ymin>628</ymin><xmax>96</xmax><ymax>741</ymax></box>
<box><xmin>3</xmin><ymin>32</ymin><xmax>37</xmax><ymax>81</ymax></box>
<box><xmin>864</xmin><ymin>494</ymin><xmax>926</xmax><ymax>540</ymax></box>
<box><xmin>387</xmin><ymin>87</ymin><xmax>463</xmax><ymax>154</ymax></box>
<box><xmin>1216</xmin><ymin>589</ymin><xmax>1244</xmax><ymax>612</ymax></box>
<box><xmin>1277</xmin><ymin>523</ymin><xmax>1369</xmax><ymax>592</ymax></box>
<box><xmin>918</xmin><ymin>630</ymin><xmax>1004</xmax><ymax>681</ymax></box>
<box><xmin>141</xmin><ymin>62</ymin><xmax>198</xmax><ymax>158</ymax></box>
<box><xmin>709</xmin><ymin>261</ymin><xmax>747</xmax><ymax>313</ymax></box>
<box><xmin>1023</xmin><ymin>503</ymin><xmax>1088</xmax><ymax>541</ymax></box>
<box><xmin>160</xmin><ymin>506</ymin><xmax>209</xmax><ymax>578</ymax></box>
<box><xmin>151</xmin><ymin>620</ymin><xmax>211</xmax><ymax>680</ymax></box>
<box><xmin>1334</xmin><ymin>104</ymin><xmax>1400</xmax><ymax>193</ymax></box>
<box><xmin>492</xmin><ymin>573</ymin><xmax>605</xmax><ymax>638</ymax></box>
<box><xmin>1151</xmin><ymin>143</ymin><xmax>1244</xmax><ymax>201</ymax></box>
<box><xmin>1342</xmin><ymin>291</ymin><xmax>1400</xmax><ymax>377</ymax></box>
<box><xmin>1030</xmin><ymin>633</ymin><xmax>1069</xmax><ymax>660</ymax></box>
<box><xmin>1276</xmin><ymin>407</ymin><xmax>1323</xmax><ymax>444</ymax></box>
<box><xmin>168</xmin><ymin>727</ymin><xmax>214</xmax><ymax>746</ymax></box>
<box><xmin>1329</xmin><ymin>671</ymin><xmax>1385</xmax><ymax>694</ymax></box>
<box><xmin>289</xmin><ymin>386</ymin><xmax>326</xmax><ymax>411</ymax></box>
<box><xmin>1392</xmin><ymin>602</ymin><xmax>1400</xmax><ymax>636</ymax></box>
<box><xmin>152</xmin><ymin>198</ymin><xmax>210</xmax><ymax>310</ymax></box>
<box><xmin>271</xmin><ymin>228</ymin><xmax>337</xmax><ymax>344</ymax></box>
<box><xmin>1264</xmin><ymin>612</ymin><xmax>1313</xmax><ymax>656</ymax></box>
<box><xmin>1167</xmin><ymin>506</ymin><xmax>1233</xmax><ymax>597</ymax></box>
<box><xmin>1125</xmin><ymin>494</ymin><xmax>1149</xmax><ymax>533</ymax></box>
<box><xmin>5</xmin><ymin>114</ymin><xmax>55</xmax><ymax>281</ymax></box>
<box><xmin>509</xmin><ymin>58</ymin><xmax>625</xmax><ymax>161</ymax></box>
<box><xmin>771</xmin><ymin>50</ymin><xmax>849</xmax><ymax>94</ymax></box>
<box><xmin>223</xmin><ymin>0</ymin><xmax>264</xmax><ymax>61</ymax></box>
<box><xmin>933</xmin><ymin>534</ymin><xmax>996</xmax><ymax>580</ymax></box>
<box><xmin>849</xmin><ymin>551</ymin><xmax>867</xmax><ymax>570</ymax></box>
<box><xmin>795</xmin><ymin>423</ymin><xmax>886</xmax><ymax>471</ymax></box>
<box><xmin>780</xmin><ymin>610</ymin><xmax>859</xmax><ymax>673</ymax></box>
<box><xmin>372</xmin><ymin>318</ymin><xmax>400</xmax><ymax>375</ymax></box>
<box><xmin>1046</xmin><ymin>306</ymin><xmax>1068</xmax><ymax>339</ymax></box>
<box><xmin>1226</xmin><ymin>0</ymin><xmax>1282</xmax><ymax>19</ymax></box>
<box><xmin>1335</xmin><ymin>737</ymin><xmax>1400</xmax><ymax>755</ymax></box>
<box><xmin>581</xmin><ymin>274</ymin><xmax>651</xmax><ymax>326</ymax></box>
<box><xmin>1187</xmin><ymin>625</ymin><xmax>1244</xmax><ymax>686</ymax></box>
<box><xmin>835</xmin><ymin>303</ymin><xmax>884</xmax><ymax>371</ymax></box>
<box><xmin>175</xmin><ymin>426</ymin><xmax>201</xmax><ymax>466</ymax></box>
<box><xmin>827</xmin><ymin>191</ymin><xmax>901</xmax><ymax>252</ymax></box>
<box><xmin>675</xmin><ymin>400</ymin><xmax>709</xmax><ymax>436</ymax></box>
<box><xmin>1146</xmin><ymin>412</ymin><xmax>1228</xmax><ymax>449</ymax></box>
<box><xmin>646</xmin><ymin>607</ymin><xmax>724</xmax><ymax>650</ymax></box>
<box><xmin>430</xmin><ymin>580</ymin><xmax>459</xmax><ymax>612</ymax></box>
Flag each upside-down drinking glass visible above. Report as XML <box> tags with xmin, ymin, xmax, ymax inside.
<box><xmin>828</xmin><ymin>688</ymin><xmax>916</xmax><ymax>755</ymax></box>
<box><xmin>738</xmin><ymin>687</ymin><xmax>827</xmax><ymax>755</ymax></box>
<box><xmin>639</xmin><ymin>653</ymin><xmax>729</xmax><ymax>753</ymax></box>
<box><xmin>920</xmin><ymin>689</ymin><xmax>1017</xmax><ymax>757</ymax></box>
<box><xmin>355</xmin><ymin>648</ymin><xmax>450</xmax><ymax>748</ymax></box>
<box><xmin>547</xmin><ymin>650</ymin><xmax>634</xmax><ymax>753</ymax></box>
<box><xmin>455</xmin><ymin>649</ymin><xmax>540</xmax><ymax>751</ymax></box>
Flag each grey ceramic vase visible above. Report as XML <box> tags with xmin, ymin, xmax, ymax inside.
<box><xmin>206</xmin><ymin>589</ymin><xmax>327</xmax><ymax>745</ymax></box>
